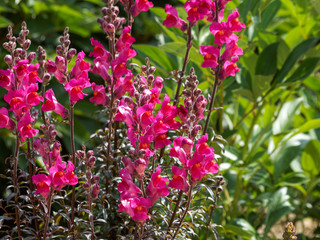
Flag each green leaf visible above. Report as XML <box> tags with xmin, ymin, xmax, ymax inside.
<box><xmin>273</xmin><ymin>37</ymin><xmax>319</xmax><ymax>85</ymax></box>
<box><xmin>276</xmin><ymin>172</ymin><xmax>309</xmax><ymax>187</ymax></box>
<box><xmin>287</xmin><ymin>57</ymin><xmax>320</xmax><ymax>82</ymax></box>
<box><xmin>272</xmin><ymin>98</ymin><xmax>303</xmax><ymax>135</ymax></box>
<box><xmin>264</xmin><ymin>188</ymin><xmax>293</xmax><ymax>236</ymax></box>
<box><xmin>301</xmin><ymin>140</ymin><xmax>320</xmax><ymax>177</ymax></box>
<box><xmin>238</xmin><ymin>0</ymin><xmax>260</xmax><ymax>23</ymax></box>
<box><xmin>255</xmin><ymin>42</ymin><xmax>279</xmax><ymax>75</ymax></box>
<box><xmin>134</xmin><ymin>44</ymin><xmax>175</xmax><ymax>71</ymax></box>
<box><xmin>0</xmin><ymin>16</ymin><xmax>12</xmax><ymax>28</ymax></box>
<box><xmin>259</xmin><ymin>0</ymin><xmax>281</xmax><ymax>30</ymax></box>
<box><xmin>225</xmin><ymin>218</ymin><xmax>256</xmax><ymax>239</ymax></box>
<box><xmin>295</xmin><ymin>118</ymin><xmax>320</xmax><ymax>135</ymax></box>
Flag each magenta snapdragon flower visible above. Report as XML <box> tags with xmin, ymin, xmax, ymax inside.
<box><xmin>42</xmin><ymin>89</ymin><xmax>69</xmax><ymax>118</ymax></box>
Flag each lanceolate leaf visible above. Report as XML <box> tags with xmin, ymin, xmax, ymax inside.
<box><xmin>287</xmin><ymin>57</ymin><xmax>320</xmax><ymax>82</ymax></box>
<box><xmin>273</xmin><ymin>37</ymin><xmax>319</xmax><ymax>85</ymax></box>
<box><xmin>255</xmin><ymin>42</ymin><xmax>279</xmax><ymax>76</ymax></box>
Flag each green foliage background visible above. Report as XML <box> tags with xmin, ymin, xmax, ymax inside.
<box><xmin>0</xmin><ymin>0</ymin><xmax>319</xmax><ymax>239</ymax></box>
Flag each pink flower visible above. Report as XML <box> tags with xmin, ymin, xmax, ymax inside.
<box><xmin>64</xmin><ymin>78</ymin><xmax>91</xmax><ymax>104</ymax></box>
<box><xmin>163</xmin><ymin>4</ymin><xmax>187</xmax><ymax>31</ymax></box>
<box><xmin>32</xmin><ymin>174</ymin><xmax>52</xmax><ymax>198</ymax></box>
<box><xmin>0</xmin><ymin>69</ymin><xmax>13</xmax><ymax>90</ymax></box>
<box><xmin>4</xmin><ymin>90</ymin><xmax>25</xmax><ymax>114</ymax></box>
<box><xmin>154</xmin><ymin>133</ymin><xmax>171</xmax><ymax>149</ymax></box>
<box><xmin>114</xmin><ymin>101</ymin><xmax>136</xmax><ymax>129</ymax></box>
<box><xmin>17</xmin><ymin>112</ymin><xmax>38</xmax><ymax>142</ymax></box>
<box><xmin>114</xmin><ymin>72</ymin><xmax>134</xmax><ymax>99</ymax></box>
<box><xmin>25</xmin><ymin>84</ymin><xmax>43</xmax><ymax>108</ymax></box>
<box><xmin>134</xmin><ymin>158</ymin><xmax>147</xmax><ymax>178</ymax></box>
<box><xmin>118</xmin><ymin>197</ymin><xmax>151</xmax><ymax>223</ymax></box>
<box><xmin>42</xmin><ymin>89</ymin><xmax>69</xmax><ymax>118</ymax></box>
<box><xmin>131</xmin><ymin>0</ymin><xmax>153</xmax><ymax>17</ymax></box>
<box><xmin>200</xmin><ymin>45</ymin><xmax>220</xmax><ymax>69</ymax></box>
<box><xmin>118</xmin><ymin>169</ymin><xmax>142</xmax><ymax>198</ymax></box>
<box><xmin>70</xmin><ymin>51</ymin><xmax>91</xmax><ymax>81</ymax></box>
<box><xmin>46</xmin><ymin>59</ymin><xmax>66</xmax><ymax>84</ymax></box>
<box><xmin>91</xmin><ymin>57</ymin><xmax>110</xmax><ymax>81</ymax></box>
<box><xmin>209</xmin><ymin>22</ymin><xmax>238</xmax><ymax>46</ymax></box>
<box><xmin>227</xmin><ymin>9</ymin><xmax>246</xmax><ymax>32</ymax></box>
<box><xmin>65</xmin><ymin>161</ymin><xmax>78</xmax><ymax>185</ymax></box>
<box><xmin>14</xmin><ymin>60</ymin><xmax>29</xmax><ymax>83</ymax></box>
<box><xmin>49</xmin><ymin>162</ymin><xmax>68</xmax><ymax>190</ymax></box>
<box><xmin>168</xmin><ymin>165</ymin><xmax>189</xmax><ymax>193</ymax></box>
<box><xmin>185</xmin><ymin>0</ymin><xmax>205</xmax><ymax>23</ymax></box>
<box><xmin>90</xmin><ymin>83</ymin><xmax>106</xmax><ymax>105</ymax></box>
<box><xmin>146</xmin><ymin>167</ymin><xmax>169</xmax><ymax>204</ymax></box>
<box><xmin>221</xmin><ymin>40</ymin><xmax>243</xmax><ymax>61</ymax></box>
<box><xmin>89</xmin><ymin>38</ymin><xmax>112</xmax><ymax>61</ymax></box>
<box><xmin>219</xmin><ymin>56</ymin><xmax>240</xmax><ymax>80</ymax></box>
<box><xmin>116</xmin><ymin>27</ymin><xmax>135</xmax><ymax>52</ymax></box>
<box><xmin>0</xmin><ymin>107</ymin><xmax>15</xmax><ymax>130</ymax></box>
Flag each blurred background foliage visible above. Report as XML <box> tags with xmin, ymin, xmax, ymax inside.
<box><xmin>0</xmin><ymin>0</ymin><xmax>319</xmax><ymax>239</ymax></box>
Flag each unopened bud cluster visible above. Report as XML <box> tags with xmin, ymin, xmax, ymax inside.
<box><xmin>181</xmin><ymin>68</ymin><xmax>206</xmax><ymax>140</ymax></box>
<box><xmin>98</xmin><ymin>0</ymin><xmax>125</xmax><ymax>39</ymax></box>
<box><xmin>283</xmin><ymin>222</ymin><xmax>298</xmax><ymax>240</ymax></box>
<box><xmin>81</xmin><ymin>149</ymin><xmax>100</xmax><ymax>199</ymax></box>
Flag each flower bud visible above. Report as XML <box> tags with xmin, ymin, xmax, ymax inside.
<box><xmin>87</xmin><ymin>156</ymin><xmax>96</xmax><ymax>168</ymax></box>
<box><xmin>4</xmin><ymin>55</ymin><xmax>12</xmax><ymax>65</ymax></box>
<box><xmin>86</xmin><ymin>170</ymin><xmax>92</xmax><ymax>180</ymax></box>
<box><xmin>67</xmin><ymin>48</ymin><xmax>77</xmax><ymax>60</ymax></box>
<box><xmin>87</xmin><ymin>150</ymin><xmax>94</xmax><ymax>158</ymax></box>
<box><xmin>91</xmin><ymin>183</ymin><xmax>100</xmax><ymax>199</ymax></box>
<box><xmin>102</xmin><ymin>7</ymin><xmax>109</xmax><ymax>16</ymax></box>
<box><xmin>24</xmin><ymin>39</ymin><xmax>31</xmax><ymax>50</ymax></box>
<box><xmin>92</xmin><ymin>175</ymin><xmax>100</xmax><ymax>183</ymax></box>
<box><xmin>83</xmin><ymin>182</ymin><xmax>90</xmax><ymax>190</ymax></box>
<box><xmin>43</xmin><ymin>73</ymin><xmax>51</xmax><ymax>83</ymax></box>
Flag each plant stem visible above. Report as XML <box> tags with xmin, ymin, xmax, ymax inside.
<box><xmin>43</xmin><ymin>189</ymin><xmax>53</xmax><ymax>240</ymax></box>
<box><xmin>166</xmin><ymin>190</ymin><xmax>183</xmax><ymax>238</ymax></box>
<box><xmin>174</xmin><ymin>24</ymin><xmax>192</xmax><ymax>107</ymax></box>
<box><xmin>70</xmin><ymin>104</ymin><xmax>76</xmax><ymax>239</ymax></box>
<box><xmin>203</xmin><ymin>71</ymin><xmax>220</xmax><ymax>134</ymax></box>
<box><xmin>13</xmin><ymin>130</ymin><xmax>22</xmax><ymax>240</ymax></box>
<box><xmin>171</xmin><ymin>185</ymin><xmax>194</xmax><ymax>240</ymax></box>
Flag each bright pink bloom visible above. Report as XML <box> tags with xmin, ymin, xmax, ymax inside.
<box><xmin>209</xmin><ymin>22</ymin><xmax>238</xmax><ymax>46</ymax></box>
<box><xmin>25</xmin><ymin>84</ymin><xmax>43</xmax><ymax>108</ymax></box>
<box><xmin>118</xmin><ymin>169</ymin><xmax>142</xmax><ymax>198</ymax></box>
<box><xmin>185</xmin><ymin>0</ymin><xmax>205</xmax><ymax>23</ymax></box>
<box><xmin>91</xmin><ymin>57</ymin><xmax>110</xmax><ymax>81</ymax></box>
<box><xmin>219</xmin><ymin>56</ymin><xmax>240</xmax><ymax>80</ymax></box>
<box><xmin>64</xmin><ymin>78</ymin><xmax>91</xmax><ymax>104</ymax></box>
<box><xmin>200</xmin><ymin>45</ymin><xmax>220</xmax><ymax>69</ymax></box>
<box><xmin>65</xmin><ymin>161</ymin><xmax>78</xmax><ymax>185</ymax></box>
<box><xmin>139</xmin><ymin>134</ymin><xmax>154</xmax><ymax>157</ymax></box>
<box><xmin>32</xmin><ymin>174</ymin><xmax>51</xmax><ymax>198</ymax></box>
<box><xmin>137</xmin><ymin>104</ymin><xmax>155</xmax><ymax>128</ymax></box>
<box><xmin>146</xmin><ymin>167</ymin><xmax>169</xmax><ymax>204</ymax></box>
<box><xmin>14</xmin><ymin>60</ymin><xmax>29</xmax><ymax>83</ymax></box>
<box><xmin>163</xmin><ymin>4</ymin><xmax>187</xmax><ymax>31</ymax></box>
<box><xmin>131</xmin><ymin>0</ymin><xmax>154</xmax><ymax>17</ymax></box>
<box><xmin>168</xmin><ymin>165</ymin><xmax>189</xmax><ymax>193</ymax></box>
<box><xmin>46</xmin><ymin>59</ymin><xmax>65</xmax><ymax>84</ymax></box>
<box><xmin>221</xmin><ymin>40</ymin><xmax>243</xmax><ymax>61</ymax></box>
<box><xmin>70</xmin><ymin>51</ymin><xmax>91</xmax><ymax>81</ymax></box>
<box><xmin>90</xmin><ymin>83</ymin><xmax>106</xmax><ymax>105</ymax></box>
<box><xmin>157</xmin><ymin>94</ymin><xmax>180</xmax><ymax>129</ymax></box>
<box><xmin>114</xmin><ymin>72</ymin><xmax>134</xmax><ymax>99</ymax></box>
<box><xmin>49</xmin><ymin>162</ymin><xmax>68</xmax><ymax>190</ymax></box>
<box><xmin>17</xmin><ymin>112</ymin><xmax>38</xmax><ymax>142</ymax></box>
<box><xmin>0</xmin><ymin>107</ymin><xmax>15</xmax><ymax>130</ymax></box>
<box><xmin>0</xmin><ymin>69</ymin><xmax>13</xmax><ymax>90</ymax></box>
<box><xmin>4</xmin><ymin>90</ymin><xmax>25</xmax><ymax>113</ymax></box>
<box><xmin>227</xmin><ymin>9</ymin><xmax>246</xmax><ymax>32</ymax></box>
<box><xmin>118</xmin><ymin>197</ymin><xmax>151</xmax><ymax>223</ymax></box>
<box><xmin>33</xmin><ymin>137</ymin><xmax>50</xmax><ymax>166</ymax></box>
<box><xmin>154</xmin><ymin>133</ymin><xmax>171</xmax><ymax>149</ymax></box>
<box><xmin>116</xmin><ymin>27</ymin><xmax>135</xmax><ymax>52</ymax></box>
<box><xmin>115</xmin><ymin>100</ymin><xmax>136</xmax><ymax>129</ymax></box>
<box><xmin>89</xmin><ymin>38</ymin><xmax>112</xmax><ymax>61</ymax></box>
<box><xmin>42</xmin><ymin>89</ymin><xmax>69</xmax><ymax>118</ymax></box>
<box><xmin>187</xmin><ymin>134</ymin><xmax>217</xmax><ymax>182</ymax></box>
<box><xmin>122</xmin><ymin>157</ymin><xmax>135</xmax><ymax>175</ymax></box>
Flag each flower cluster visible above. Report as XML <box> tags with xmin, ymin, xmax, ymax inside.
<box><xmin>163</xmin><ymin>0</ymin><xmax>245</xmax><ymax>80</ymax></box>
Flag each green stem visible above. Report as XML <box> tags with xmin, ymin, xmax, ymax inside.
<box><xmin>166</xmin><ymin>190</ymin><xmax>183</xmax><ymax>238</ymax></box>
<box><xmin>70</xmin><ymin>104</ymin><xmax>76</xmax><ymax>239</ymax></box>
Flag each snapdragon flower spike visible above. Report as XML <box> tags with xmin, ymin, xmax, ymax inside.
<box><xmin>163</xmin><ymin>4</ymin><xmax>187</xmax><ymax>31</ymax></box>
<box><xmin>0</xmin><ymin>107</ymin><xmax>15</xmax><ymax>130</ymax></box>
<box><xmin>32</xmin><ymin>174</ymin><xmax>52</xmax><ymax>198</ymax></box>
<box><xmin>200</xmin><ymin>45</ymin><xmax>220</xmax><ymax>69</ymax></box>
<box><xmin>42</xmin><ymin>89</ymin><xmax>69</xmax><ymax>118</ymax></box>
<box><xmin>17</xmin><ymin>112</ymin><xmax>38</xmax><ymax>142</ymax></box>
<box><xmin>220</xmin><ymin>40</ymin><xmax>243</xmax><ymax>62</ymax></box>
<box><xmin>118</xmin><ymin>168</ymin><xmax>142</xmax><ymax>198</ymax></box>
<box><xmin>168</xmin><ymin>165</ymin><xmax>189</xmax><ymax>193</ymax></box>
<box><xmin>4</xmin><ymin>89</ymin><xmax>25</xmax><ymax>115</ymax></box>
<box><xmin>25</xmin><ymin>84</ymin><xmax>43</xmax><ymax>109</ymax></box>
<box><xmin>114</xmin><ymin>72</ymin><xmax>134</xmax><ymax>99</ymax></box>
<box><xmin>14</xmin><ymin>59</ymin><xmax>29</xmax><ymax>83</ymax></box>
<box><xmin>131</xmin><ymin>0</ymin><xmax>154</xmax><ymax>17</ymax></box>
<box><xmin>146</xmin><ymin>166</ymin><xmax>169</xmax><ymax>204</ymax></box>
<box><xmin>70</xmin><ymin>51</ymin><xmax>91</xmax><ymax>81</ymax></box>
<box><xmin>49</xmin><ymin>161</ymin><xmax>78</xmax><ymax>190</ymax></box>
